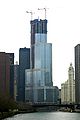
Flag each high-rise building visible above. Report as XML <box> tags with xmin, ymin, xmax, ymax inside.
<box><xmin>14</xmin><ymin>61</ymin><xmax>19</xmax><ymax>101</ymax></box>
<box><xmin>61</xmin><ymin>63</ymin><xmax>75</xmax><ymax>104</ymax></box>
<box><xmin>18</xmin><ymin>47</ymin><xmax>30</xmax><ymax>102</ymax></box>
<box><xmin>30</xmin><ymin>19</ymin><xmax>47</xmax><ymax>69</ymax></box>
<box><xmin>7</xmin><ymin>53</ymin><xmax>14</xmax><ymax>98</ymax></box>
<box><xmin>75</xmin><ymin>44</ymin><xmax>80</xmax><ymax>104</ymax></box>
<box><xmin>25</xmin><ymin>19</ymin><xmax>53</xmax><ymax>103</ymax></box>
<box><xmin>0</xmin><ymin>52</ymin><xmax>14</xmax><ymax>98</ymax></box>
<box><xmin>68</xmin><ymin>63</ymin><xmax>75</xmax><ymax>103</ymax></box>
<box><xmin>0</xmin><ymin>52</ymin><xmax>10</xmax><ymax>97</ymax></box>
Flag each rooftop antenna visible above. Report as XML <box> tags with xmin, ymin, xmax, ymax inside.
<box><xmin>38</xmin><ymin>7</ymin><xmax>49</xmax><ymax>19</ymax></box>
<box><xmin>26</xmin><ymin>10</ymin><xmax>35</xmax><ymax>20</ymax></box>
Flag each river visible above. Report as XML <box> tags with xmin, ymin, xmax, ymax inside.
<box><xmin>5</xmin><ymin>112</ymin><xmax>80</xmax><ymax>120</ymax></box>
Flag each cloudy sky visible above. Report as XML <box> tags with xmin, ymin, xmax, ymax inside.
<box><xmin>0</xmin><ymin>0</ymin><xmax>80</xmax><ymax>88</ymax></box>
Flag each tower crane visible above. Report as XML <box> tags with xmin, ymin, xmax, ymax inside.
<box><xmin>26</xmin><ymin>11</ymin><xmax>34</xmax><ymax>20</ymax></box>
<box><xmin>38</xmin><ymin>7</ymin><xmax>49</xmax><ymax>19</ymax></box>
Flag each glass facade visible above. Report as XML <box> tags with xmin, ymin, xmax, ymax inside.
<box><xmin>30</xmin><ymin>19</ymin><xmax>47</xmax><ymax>46</ymax></box>
<box><xmin>25</xmin><ymin>68</ymin><xmax>53</xmax><ymax>102</ymax></box>
<box><xmin>18</xmin><ymin>48</ymin><xmax>30</xmax><ymax>102</ymax></box>
<box><xmin>25</xmin><ymin>19</ymin><xmax>53</xmax><ymax>103</ymax></box>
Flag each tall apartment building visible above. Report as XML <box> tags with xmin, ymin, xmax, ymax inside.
<box><xmin>0</xmin><ymin>52</ymin><xmax>14</xmax><ymax>98</ymax></box>
<box><xmin>25</xmin><ymin>19</ymin><xmax>53</xmax><ymax>103</ymax></box>
<box><xmin>75</xmin><ymin>44</ymin><xmax>80</xmax><ymax>104</ymax></box>
<box><xmin>61</xmin><ymin>63</ymin><xmax>75</xmax><ymax>104</ymax></box>
<box><xmin>0</xmin><ymin>52</ymin><xmax>10</xmax><ymax>97</ymax></box>
<box><xmin>18</xmin><ymin>47</ymin><xmax>30</xmax><ymax>102</ymax></box>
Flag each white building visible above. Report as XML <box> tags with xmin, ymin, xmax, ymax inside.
<box><xmin>61</xmin><ymin>63</ymin><xmax>75</xmax><ymax>104</ymax></box>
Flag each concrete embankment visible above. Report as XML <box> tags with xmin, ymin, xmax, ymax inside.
<box><xmin>0</xmin><ymin>109</ymin><xmax>36</xmax><ymax>119</ymax></box>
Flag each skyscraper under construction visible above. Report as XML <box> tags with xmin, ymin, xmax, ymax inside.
<box><xmin>25</xmin><ymin>18</ymin><xmax>53</xmax><ymax>103</ymax></box>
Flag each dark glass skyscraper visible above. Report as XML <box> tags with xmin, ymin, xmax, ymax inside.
<box><xmin>75</xmin><ymin>44</ymin><xmax>80</xmax><ymax>104</ymax></box>
<box><xmin>7</xmin><ymin>53</ymin><xmax>14</xmax><ymax>98</ymax></box>
<box><xmin>18</xmin><ymin>47</ymin><xmax>30</xmax><ymax>102</ymax></box>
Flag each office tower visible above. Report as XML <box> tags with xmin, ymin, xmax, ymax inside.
<box><xmin>14</xmin><ymin>61</ymin><xmax>19</xmax><ymax>101</ymax></box>
<box><xmin>0</xmin><ymin>52</ymin><xmax>14</xmax><ymax>98</ymax></box>
<box><xmin>75</xmin><ymin>44</ymin><xmax>80</xmax><ymax>104</ymax></box>
<box><xmin>18</xmin><ymin>47</ymin><xmax>30</xmax><ymax>102</ymax></box>
<box><xmin>61</xmin><ymin>63</ymin><xmax>75</xmax><ymax>104</ymax></box>
<box><xmin>7</xmin><ymin>53</ymin><xmax>14</xmax><ymax>98</ymax></box>
<box><xmin>25</xmin><ymin>19</ymin><xmax>53</xmax><ymax>103</ymax></box>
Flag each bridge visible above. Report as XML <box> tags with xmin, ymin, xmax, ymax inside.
<box><xmin>32</xmin><ymin>103</ymin><xmax>76</xmax><ymax>110</ymax></box>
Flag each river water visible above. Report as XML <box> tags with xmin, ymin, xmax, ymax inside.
<box><xmin>5</xmin><ymin>112</ymin><xmax>80</xmax><ymax>120</ymax></box>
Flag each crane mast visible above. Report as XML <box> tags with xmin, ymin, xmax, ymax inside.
<box><xmin>26</xmin><ymin>11</ymin><xmax>34</xmax><ymax>20</ymax></box>
<box><xmin>38</xmin><ymin>7</ymin><xmax>49</xmax><ymax>19</ymax></box>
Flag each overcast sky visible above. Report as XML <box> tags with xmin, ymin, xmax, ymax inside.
<box><xmin>0</xmin><ymin>0</ymin><xmax>80</xmax><ymax>88</ymax></box>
